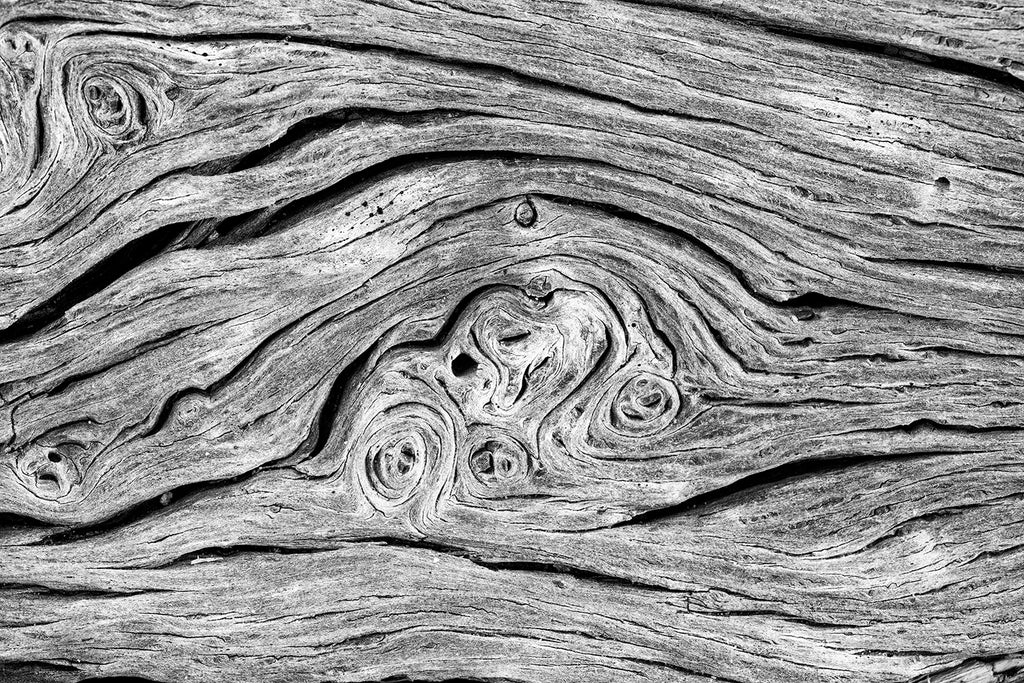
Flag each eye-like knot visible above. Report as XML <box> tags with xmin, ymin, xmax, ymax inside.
<box><xmin>81</xmin><ymin>73</ymin><xmax>146</xmax><ymax>141</ymax></box>
<box><xmin>514</xmin><ymin>198</ymin><xmax>537</xmax><ymax>227</ymax></box>
<box><xmin>352</xmin><ymin>404</ymin><xmax>452</xmax><ymax>513</ymax></box>
<box><xmin>13</xmin><ymin>441</ymin><xmax>85</xmax><ymax>501</ymax></box>
<box><xmin>610</xmin><ymin>372</ymin><xmax>679</xmax><ymax>437</ymax></box>
<box><xmin>467</xmin><ymin>435</ymin><xmax>530</xmax><ymax>489</ymax></box>
<box><xmin>367</xmin><ymin>434</ymin><xmax>426</xmax><ymax>503</ymax></box>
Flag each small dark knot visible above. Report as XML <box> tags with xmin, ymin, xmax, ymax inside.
<box><xmin>514</xmin><ymin>198</ymin><xmax>537</xmax><ymax>227</ymax></box>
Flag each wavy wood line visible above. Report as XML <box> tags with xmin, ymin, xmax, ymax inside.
<box><xmin>1</xmin><ymin>1</ymin><xmax>1023</xmax><ymax>682</ymax></box>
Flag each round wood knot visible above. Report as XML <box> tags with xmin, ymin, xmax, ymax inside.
<box><xmin>81</xmin><ymin>73</ymin><xmax>146</xmax><ymax>141</ymax></box>
<box><xmin>514</xmin><ymin>198</ymin><xmax>537</xmax><ymax>227</ymax></box>
<box><xmin>525</xmin><ymin>275</ymin><xmax>553</xmax><ymax>298</ymax></box>
<box><xmin>168</xmin><ymin>391</ymin><xmax>212</xmax><ymax>430</ymax></box>
<box><xmin>468</xmin><ymin>435</ymin><xmax>530</xmax><ymax>488</ymax></box>
<box><xmin>0</xmin><ymin>29</ymin><xmax>41</xmax><ymax>88</ymax></box>
<box><xmin>13</xmin><ymin>441</ymin><xmax>84</xmax><ymax>501</ymax></box>
<box><xmin>355</xmin><ymin>406</ymin><xmax>449</xmax><ymax>511</ymax></box>
<box><xmin>367</xmin><ymin>434</ymin><xmax>425</xmax><ymax>502</ymax></box>
<box><xmin>609</xmin><ymin>372</ymin><xmax>680</xmax><ymax>436</ymax></box>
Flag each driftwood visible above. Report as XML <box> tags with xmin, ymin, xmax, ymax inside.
<box><xmin>1</xmin><ymin>0</ymin><xmax>1024</xmax><ymax>681</ymax></box>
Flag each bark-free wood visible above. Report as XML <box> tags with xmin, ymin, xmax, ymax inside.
<box><xmin>1</xmin><ymin>0</ymin><xmax>1023</xmax><ymax>681</ymax></box>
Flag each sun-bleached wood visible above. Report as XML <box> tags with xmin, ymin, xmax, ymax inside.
<box><xmin>1</xmin><ymin>0</ymin><xmax>1023</xmax><ymax>681</ymax></box>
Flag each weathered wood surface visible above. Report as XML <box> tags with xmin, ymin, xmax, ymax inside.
<box><xmin>2</xmin><ymin>0</ymin><xmax>1024</xmax><ymax>681</ymax></box>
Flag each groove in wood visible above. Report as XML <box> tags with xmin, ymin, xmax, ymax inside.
<box><xmin>1</xmin><ymin>0</ymin><xmax>1023</xmax><ymax>681</ymax></box>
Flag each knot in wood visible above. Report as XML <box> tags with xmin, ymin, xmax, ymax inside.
<box><xmin>81</xmin><ymin>72</ymin><xmax>146</xmax><ymax>141</ymax></box>
<box><xmin>13</xmin><ymin>440</ymin><xmax>85</xmax><ymax>501</ymax></box>
<box><xmin>370</xmin><ymin>434</ymin><xmax>423</xmax><ymax>492</ymax></box>
<box><xmin>170</xmin><ymin>392</ymin><xmax>212</xmax><ymax>429</ymax></box>
<box><xmin>609</xmin><ymin>372</ymin><xmax>680</xmax><ymax>437</ymax></box>
<box><xmin>514</xmin><ymin>198</ymin><xmax>537</xmax><ymax>227</ymax></box>
<box><xmin>468</xmin><ymin>435</ymin><xmax>530</xmax><ymax>488</ymax></box>
<box><xmin>0</xmin><ymin>29</ymin><xmax>41</xmax><ymax>87</ymax></box>
<box><xmin>525</xmin><ymin>275</ymin><xmax>553</xmax><ymax>299</ymax></box>
<box><xmin>353</xmin><ymin>404</ymin><xmax>450</xmax><ymax>513</ymax></box>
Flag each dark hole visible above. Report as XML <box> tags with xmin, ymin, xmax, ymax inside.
<box><xmin>934</xmin><ymin>176</ymin><xmax>951</xmax><ymax>190</ymax></box>
<box><xmin>499</xmin><ymin>331</ymin><xmax>530</xmax><ymax>344</ymax></box>
<box><xmin>48</xmin><ymin>452</ymin><xmax>62</xmax><ymax>463</ymax></box>
<box><xmin>0</xmin><ymin>219</ymin><xmax>187</xmax><ymax>344</ymax></box>
<box><xmin>38</xmin><ymin>473</ymin><xmax>59</xmax><ymax>486</ymax></box>
<box><xmin>395</xmin><ymin>444</ymin><xmax>416</xmax><ymax>474</ymax></box>
<box><xmin>451</xmin><ymin>353</ymin><xmax>479</xmax><ymax>377</ymax></box>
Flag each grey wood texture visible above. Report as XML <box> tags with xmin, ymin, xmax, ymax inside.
<box><xmin>1</xmin><ymin>0</ymin><xmax>1023</xmax><ymax>681</ymax></box>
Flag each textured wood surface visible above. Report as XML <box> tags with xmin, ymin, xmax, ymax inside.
<box><xmin>1</xmin><ymin>0</ymin><xmax>1024</xmax><ymax>681</ymax></box>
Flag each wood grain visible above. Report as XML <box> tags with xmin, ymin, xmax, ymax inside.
<box><xmin>1</xmin><ymin>0</ymin><xmax>1023</xmax><ymax>681</ymax></box>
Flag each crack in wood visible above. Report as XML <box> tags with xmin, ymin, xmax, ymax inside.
<box><xmin>1</xmin><ymin>1</ymin><xmax>1023</xmax><ymax>680</ymax></box>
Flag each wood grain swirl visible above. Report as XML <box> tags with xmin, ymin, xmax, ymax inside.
<box><xmin>1</xmin><ymin>0</ymin><xmax>1023</xmax><ymax>681</ymax></box>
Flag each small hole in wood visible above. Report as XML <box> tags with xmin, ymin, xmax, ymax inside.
<box><xmin>37</xmin><ymin>473</ymin><xmax>59</xmax><ymax>486</ymax></box>
<box><xmin>47</xmin><ymin>452</ymin><xmax>62</xmax><ymax>463</ymax></box>
<box><xmin>934</xmin><ymin>176</ymin><xmax>950</xmax><ymax>190</ymax></box>
<box><xmin>451</xmin><ymin>353</ymin><xmax>479</xmax><ymax>377</ymax></box>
